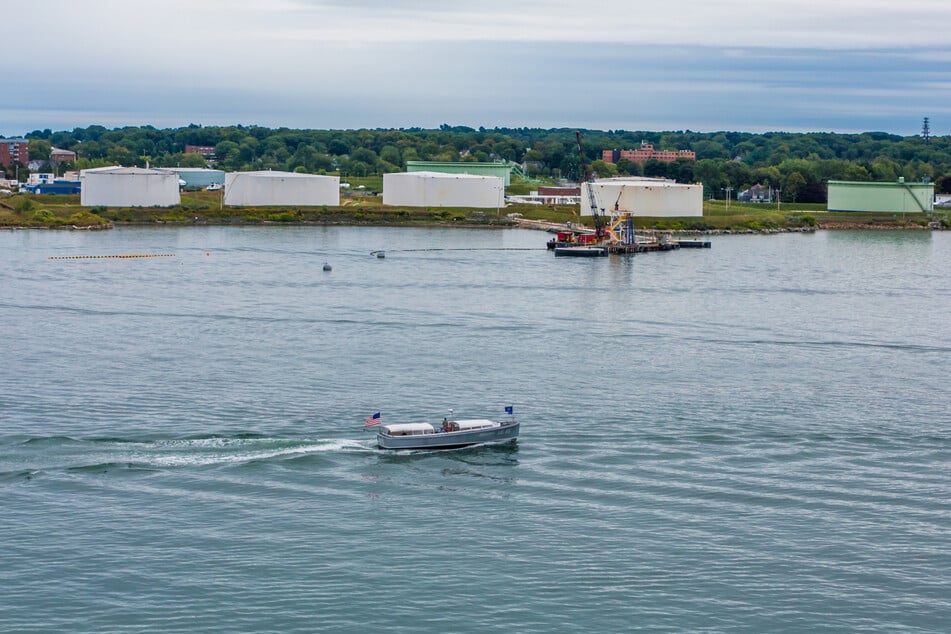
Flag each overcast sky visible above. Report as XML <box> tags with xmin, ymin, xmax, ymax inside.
<box><xmin>4</xmin><ymin>0</ymin><xmax>950</xmax><ymax>136</ymax></box>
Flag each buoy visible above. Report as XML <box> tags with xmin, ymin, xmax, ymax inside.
<box><xmin>323</xmin><ymin>263</ymin><xmax>332</xmax><ymax>271</ymax></box>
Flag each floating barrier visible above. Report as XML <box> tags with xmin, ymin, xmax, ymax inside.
<box><xmin>49</xmin><ymin>254</ymin><xmax>177</xmax><ymax>260</ymax></box>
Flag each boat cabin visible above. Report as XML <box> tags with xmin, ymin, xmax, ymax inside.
<box><xmin>381</xmin><ymin>419</ymin><xmax>504</xmax><ymax>436</ymax></box>
<box><xmin>449</xmin><ymin>419</ymin><xmax>501</xmax><ymax>432</ymax></box>
<box><xmin>381</xmin><ymin>423</ymin><xmax>435</xmax><ymax>436</ymax></box>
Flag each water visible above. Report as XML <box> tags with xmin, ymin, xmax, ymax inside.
<box><xmin>1</xmin><ymin>226</ymin><xmax>949</xmax><ymax>632</ymax></box>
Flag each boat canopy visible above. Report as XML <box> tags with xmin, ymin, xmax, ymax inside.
<box><xmin>382</xmin><ymin>423</ymin><xmax>435</xmax><ymax>436</ymax></box>
<box><xmin>453</xmin><ymin>419</ymin><xmax>501</xmax><ymax>431</ymax></box>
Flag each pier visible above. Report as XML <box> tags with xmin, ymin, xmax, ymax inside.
<box><xmin>606</xmin><ymin>237</ymin><xmax>710</xmax><ymax>254</ymax></box>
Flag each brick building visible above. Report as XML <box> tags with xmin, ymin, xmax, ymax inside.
<box><xmin>602</xmin><ymin>141</ymin><xmax>695</xmax><ymax>164</ymax></box>
<box><xmin>185</xmin><ymin>144</ymin><xmax>216</xmax><ymax>156</ymax></box>
<box><xmin>0</xmin><ymin>138</ymin><xmax>29</xmax><ymax>167</ymax></box>
<box><xmin>50</xmin><ymin>147</ymin><xmax>77</xmax><ymax>162</ymax></box>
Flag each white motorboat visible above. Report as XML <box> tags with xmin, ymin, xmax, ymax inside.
<box><xmin>376</xmin><ymin>414</ymin><xmax>519</xmax><ymax>450</ymax></box>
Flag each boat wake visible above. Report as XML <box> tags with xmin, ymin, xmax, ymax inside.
<box><xmin>1</xmin><ymin>434</ymin><xmax>372</xmax><ymax>478</ymax></box>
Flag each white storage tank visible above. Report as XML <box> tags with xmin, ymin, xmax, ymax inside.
<box><xmin>383</xmin><ymin>171</ymin><xmax>504</xmax><ymax>208</ymax></box>
<box><xmin>582</xmin><ymin>178</ymin><xmax>703</xmax><ymax>217</ymax></box>
<box><xmin>80</xmin><ymin>166</ymin><xmax>181</xmax><ymax>207</ymax></box>
<box><xmin>224</xmin><ymin>171</ymin><xmax>339</xmax><ymax>206</ymax></box>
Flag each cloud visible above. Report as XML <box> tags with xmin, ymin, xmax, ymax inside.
<box><xmin>13</xmin><ymin>1</ymin><xmax>951</xmax><ymax>52</ymax></box>
<box><xmin>4</xmin><ymin>3</ymin><xmax>951</xmax><ymax>135</ymax></box>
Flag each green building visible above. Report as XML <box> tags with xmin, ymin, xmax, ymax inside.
<box><xmin>406</xmin><ymin>161</ymin><xmax>512</xmax><ymax>186</ymax></box>
<box><xmin>827</xmin><ymin>179</ymin><xmax>934</xmax><ymax>213</ymax></box>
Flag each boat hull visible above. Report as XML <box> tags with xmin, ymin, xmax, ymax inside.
<box><xmin>377</xmin><ymin>421</ymin><xmax>519</xmax><ymax>450</ymax></box>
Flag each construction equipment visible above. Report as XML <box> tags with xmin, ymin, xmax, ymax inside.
<box><xmin>576</xmin><ymin>131</ymin><xmax>606</xmax><ymax>240</ymax></box>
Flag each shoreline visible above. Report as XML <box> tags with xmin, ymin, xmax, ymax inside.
<box><xmin>1</xmin><ymin>215</ymin><xmax>947</xmax><ymax>233</ymax></box>
<box><xmin>2</xmin><ymin>221</ymin><xmax>946</xmax><ymax>233</ymax></box>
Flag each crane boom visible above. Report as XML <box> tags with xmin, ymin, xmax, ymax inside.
<box><xmin>576</xmin><ymin>131</ymin><xmax>605</xmax><ymax>240</ymax></box>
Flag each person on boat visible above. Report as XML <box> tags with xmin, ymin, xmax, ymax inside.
<box><xmin>441</xmin><ymin>418</ymin><xmax>451</xmax><ymax>433</ymax></box>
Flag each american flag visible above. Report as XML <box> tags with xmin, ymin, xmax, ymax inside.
<box><xmin>365</xmin><ymin>412</ymin><xmax>381</xmax><ymax>427</ymax></box>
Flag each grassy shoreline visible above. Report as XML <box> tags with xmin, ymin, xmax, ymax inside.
<box><xmin>2</xmin><ymin>190</ymin><xmax>946</xmax><ymax>232</ymax></box>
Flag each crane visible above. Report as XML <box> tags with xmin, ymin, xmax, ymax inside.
<box><xmin>576</xmin><ymin>131</ymin><xmax>606</xmax><ymax>240</ymax></box>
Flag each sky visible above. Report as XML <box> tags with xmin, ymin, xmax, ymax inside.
<box><xmin>4</xmin><ymin>0</ymin><xmax>951</xmax><ymax>136</ymax></box>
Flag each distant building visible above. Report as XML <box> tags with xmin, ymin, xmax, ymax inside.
<box><xmin>405</xmin><ymin>160</ymin><xmax>512</xmax><ymax>186</ymax></box>
<box><xmin>0</xmin><ymin>138</ymin><xmax>29</xmax><ymax>167</ymax></box>
<box><xmin>157</xmin><ymin>167</ymin><xmax>225</xmax><ymax>189</ymax></box>
<box><xmin>25</xmin><ymin>180</ymin><xmax>82</xmax><ymax>195</ymax></box>
<box><xmin>738</xmin><ymin>184</ymin><xmax>772</xmax><ymax>203</ymax></box>
<box><xmin>185</xmin><ymin>144</ymin><xmax>216</xmax><ymax>156</ymax></box>
<box><xmin>538</xmin><ymin>186</ymin><xmax>580</xmax><ymax>197</ymax></box>
<box><xmin>25</xmin><ymin>173</ymin><xmax>55</xmax><ymax>187</ymax></box>
<box><xmin>50</xmin><ymin>147</ymin><xmax>76</xmax><ymax>162</ymax></box>
<box><xmin>602</xmin><ymin>141</ymin><xmax>695</xmax><ymax>164</ymax></box>
<box><xmin>827</xmin><ymin>179</ymin><xmax>934</xmax><ymax>213</ymax></box>
<box><xmin>533</xmin><ymin>186</ymin><xmax>581</xmax><ymax>205</ymax></box>
<box><xmin>184</xmin><ymin>144</ymin><xmax>217</xmax><ymax>162</ymax></box>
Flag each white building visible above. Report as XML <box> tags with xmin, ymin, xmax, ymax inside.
<box><xmin>224</xmin><ymin>171</ymin><xmax>339</xmax><ymax>206</ymax></box>
<box><xmin>582</xmin><ymin>178</ymin><xmax>703</xmax><ymax>218</ymax></box>
<box><xmin>25</xmin><ymin>173</ymin><xmax>55</xmax><ymax>186</ymax></box>
<box><xmin>383</xmin><ymin>171</ymin><xmax>504</xmax><ymax>208</ymax></box>
<box><xmin>80</xmin><ymin>166</ymin><xmax>181</xmax><ymax>207</ymax></box>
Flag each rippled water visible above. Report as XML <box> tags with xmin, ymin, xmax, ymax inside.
<box><xmin>2</xmin><ymin>226</ymin><xmax>949</xmax><ymax>632</ymax></box>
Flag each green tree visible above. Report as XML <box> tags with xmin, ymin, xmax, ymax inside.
<box><xmin>350</xmin><ymin>148</ymin><xmax>379</xmax><ymax>170</ymax></box>
<box><xmin>842</xmin><ymin>164</ymin><xmax>871</xmax><ymax>181</ymax></box>
<box><xmin>693</xmin><ymin>159</ymin><xmax>725</xmax><ymax>197</ymax></box>
<box><xmin>870</xmin><ymin>157</ymin><xmax>901</xmax><ymax>181</ymax></box>
<box><xmin>615</xmin><ymin>158</ymin><xmax>636</xmax><ymax>176</ymax></box>
<box><xmin>643</xmin><ymin>159</ymin><xmax>666</xmax><ymax>178</ymax></box>
<box><xmin>29</xmin><ymin>139</ymin><xmax>51</xmax><ymax>161</ymax></box>
<box><xmin>934</xmin><ymin>175</ymin><xmax>951</xmax><ymax>194</ymax></box>
<box><xmin>238</xmin><ymin>136</ymin><xmax>260</xmax><ymax>164</ymax></box>
<box><xmin>380</xmin><ymin>145</ymin><xmax>402</xmax><ymax>167</ymax></box>
<box><xmin>178</xmin><ymin>153</ymin><xmax>207</xmax><ymax>168</ymax></box>
<box><xmin>784</xmin><ymin>171</ymin><xmax>807</xmax><ymax>202</ymax></box>
<box><xmin>591</xmin><ymin>160</ymin><xmax>618</xmax><ymax>178</ymax></box>
<box><xmin>327</xmin><ymin>139</ymin><xmax>350</xmax><ymax>156</ymax></box>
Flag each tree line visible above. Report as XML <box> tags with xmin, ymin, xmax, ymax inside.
<box><xmin>13</xmin><ymin>124</ymin><xmax>951</xmax><ymax>202</ymax></box>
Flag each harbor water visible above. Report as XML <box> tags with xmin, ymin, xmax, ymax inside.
<box><xmin>1</xmin><ymin>226</ymin><xmax>949</xmax><ymax>632</ymax></box>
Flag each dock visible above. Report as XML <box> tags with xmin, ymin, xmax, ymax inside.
<box><xmin>608</xmin><ymin>241</ymin><xmax>678</xmax><ymax>254</ymax></box>
<box><xmin>605</xmin><ymin>234</ymin><xmax>711</xmax><ymax>254</ymax></box>
<box><xmin>675</xmin><ymin>239</ymin><xmax>712</xmax><ymax>248</ymax></box>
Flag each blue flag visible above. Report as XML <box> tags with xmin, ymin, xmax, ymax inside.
<box><xmin>504</xmin><ymin>405</ymin><xmax>514</xmax><ymax>415</ymax></box>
